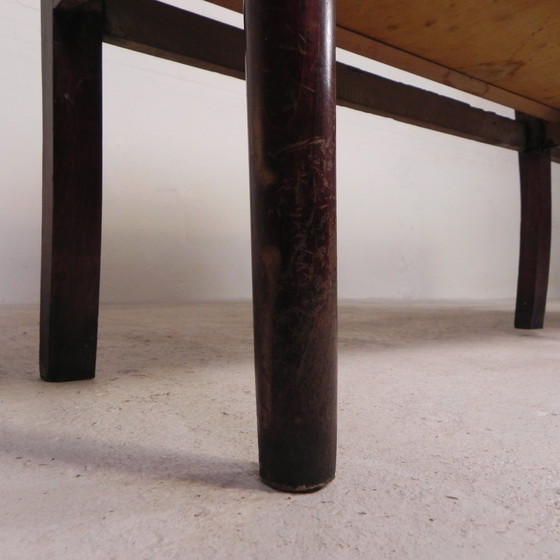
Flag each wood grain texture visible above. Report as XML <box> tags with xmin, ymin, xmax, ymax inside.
<box><xmin>339</xmin><ymin>1</ymin><xmax>560</xmax><ymax>112</ymax></box>
<box><xmin>335</xmin><ymin>26</ymin><xmax>560</xmax><ymax>123</ymax></box>
<box><xmin>515</xmin><ymin>113</ymin><xmax>552</xmax><ymax>330</ymax></box>
<box><xmin>246</xmin><ymin>0</ymin><xmax>337</xmax><ymax>492</ymax></box>
<box><xmin>40</xmin><ymin>0</ymin><xmax>103</xmax><ymax>381</ymax></box>
<box><xmin>208</xmin><ymin>0</ymin><xmax>560</xmax><ymax>122</ymax></box>
<box><xmin>103</xmin><ymin>2</ymin><xmax>527</xmax><ymax>152</ymax></box>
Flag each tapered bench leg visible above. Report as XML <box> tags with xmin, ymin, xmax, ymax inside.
<box><xmin>245</xmin><ymin>0</ymin><xmax>337</xmax><ymax>492</ymax></box>
<box><xmin>40</xmin><ymin>0</ymin><xmax>103</xmax><ymax>381</ymax></box>
<box><xmin>514</xmin><ymin>113</ymin><xmax>552</xmax><ymax>330</ymax></box>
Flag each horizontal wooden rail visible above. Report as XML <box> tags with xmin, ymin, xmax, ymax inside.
<box><xmin>336</xmin><ymin>64</ymin><xmax>525</xmax><ymax>151</ymax></box>
<box><xmin>104</xmin><ymin>0</ymin><xmax>540</xmax><ymax>154</ymax></box>
<box><xmin>104</xmin><ymin>0</ymin><xmax>245</xmax><ymax>79</ymax></box>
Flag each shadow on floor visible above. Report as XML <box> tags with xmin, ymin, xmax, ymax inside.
<box><xmin>1</xmin><ymin>421</ymin><xmax>267</xmax><ymax>492</ymax></box>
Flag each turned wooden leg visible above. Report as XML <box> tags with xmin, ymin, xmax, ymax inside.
<box><xmin>40</xmin><ymin>0</ymin><xmax>103</xmax><ymax>381</ymax></box>
<box><xmin>245</xmin><ymin>0</ymin><xmax>337</xmax><ymax>492</ymax></box>
<box><xmin>514</xmin><ymin>113</ymin><xmax>552</xmax><ymax>330</ymax></box>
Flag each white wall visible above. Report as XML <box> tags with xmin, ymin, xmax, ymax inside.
<box><xmin>1</xmin><ymin>0</ymin><xmax>559</xmax><ymax>304</ymax></box>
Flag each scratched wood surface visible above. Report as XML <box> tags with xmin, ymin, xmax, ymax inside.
<box><xmin>245</xmin><ymin>0</ymin><xmax>337</xmax><ymax>492</ymax></box>
<box><xmin>209</xmin><ymin>0</ymin><xmax>560</xmax><ymax>122</ymax></box>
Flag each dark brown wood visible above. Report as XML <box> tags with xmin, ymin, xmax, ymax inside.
<box><xmin>104</xmin><ymin>0</ymin><xmax>245</xmax><ymax>80</ymax></box>
<box><xmin>54</xmin><ymin>0</ymin><xmax>97</xmax><ymax>8</ymax></box>
<box><xmin>337</xmin><ymin>64</ymin><xmax>526</xmax><ymax>151</ymax></box>
<box><xmin>546</xmin><ymin>121</ymin><xmax>560</xmax><ymax>148</ymax></box>
<box><xmin>40</xmin><ymin>0</ymin><xmax>103</xmax><ymax>381</ymax></box>
<box><xmin>246</xmin><ymin>0</ymin><xmax>337</xmax><ymax>492</ymax></box>
<box><xmin>515</xmin><ymin>112</ymin><xmax>552</xmax><ymax>329</ymax></box>
<box><xmin>103</xmin><ymin>0</ymin><xmax>528</xmax><ymax>153</ymax></box>
<box><xmin>549</xmin><ymin>122</ymin><xmax>560</xmax><ymax>163</ymax></box>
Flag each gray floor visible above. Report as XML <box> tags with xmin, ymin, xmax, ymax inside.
<box><xmin>2</xmin><ymin>300</ymin><xmax>560</xmax><ymax>559</ymax></box>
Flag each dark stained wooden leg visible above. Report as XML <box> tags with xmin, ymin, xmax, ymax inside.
<box><xmin>515</xmin><ymin>113</ymin><xmax>552</xmax><ymax>329</ymax></box>
<box><xmin>245</xmin><ymin>0</ymin><xmax>337</xmax><ymax>492</ymax></box>
<box><xmin>40</xmin><ymin>0</ymin><xmax>103</xmax><ymax>381</ymax></box>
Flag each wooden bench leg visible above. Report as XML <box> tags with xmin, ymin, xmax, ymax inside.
<box><xmin>40</xmin><ymin>0</ymin><xmax>103</xmax><ymax>381</ymax></box>
<box><xmin>514</xmin><ymin>113</ymin><xmax>552</xmax><ymax>330</ymax></box>
<box><xmin>245</xmin><ymin>0</ymin><xmax>337</xmax><ymax>492</ymax></box>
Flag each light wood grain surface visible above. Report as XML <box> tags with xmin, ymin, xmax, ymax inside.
<box><xmin>209</xmin><ymin>0</ymin><xmax>560</xmax><ymax>121</ymax></box>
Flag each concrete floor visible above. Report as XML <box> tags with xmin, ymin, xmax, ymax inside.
<box><xmin>1</xmin><ymin>300</ymin><xmax>560</xmax><ymax>559</ymax></box>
